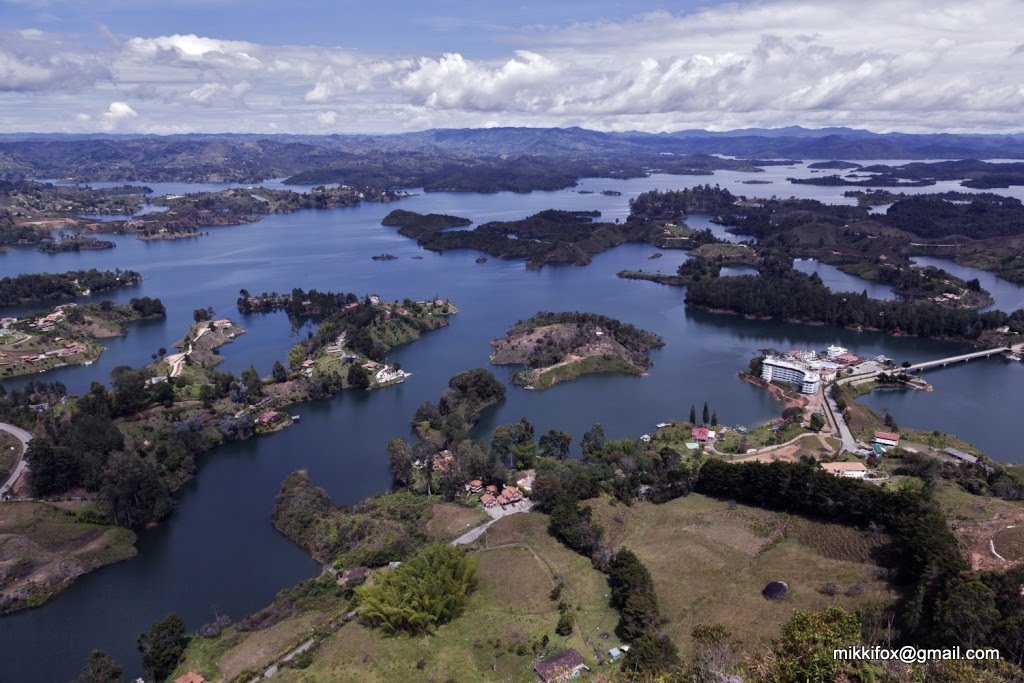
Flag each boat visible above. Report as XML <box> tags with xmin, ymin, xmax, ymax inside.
<box><xmin>291</xmin><ymin>415</ymin><xmax>301</xmax><ymax>422</ymax></box>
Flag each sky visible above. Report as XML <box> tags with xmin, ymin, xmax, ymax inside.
<box><xmin>0</xmin><ymin>0</ymin><xmax>1021</xmax><ymax>135</ymax></box>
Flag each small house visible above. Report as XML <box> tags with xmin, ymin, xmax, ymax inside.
<box><xmin>174</xmin><ymin>673</ymin><xmax>206</xmax><ymax>683</ymax></box>
<box><xmin>535</xmin><ymin>648</ymin><xmax>588</xmax><ymax>682</ymax></box>
<box><xmin>820</xmin><ymin>461</ymin><xmax>868</xmax><ymax>479</ymax></box>
<box><xmin>501</xmin><ymin>486</ymin><xmax>522</xmax><ymax>503</ymax></box>
<box><xmin>691</xmin><ymin>427</ymin><xmax>710</xmax><ymax>442</ymax></box>
<box><xmin>872</xmin><ymin>431</ymin><xmax>900</xmax><ymax>448</ymax></box>
<box><xmin>480</xmin><ymin>493</ymin><xmax>497</xmax><ymax>509</ymax></box>
<box><xmin>255</xmin><ymin>411</ymin><xmax>282</xmax><ymax>426</ymax></box>
<box><xmin>485</xmin><ymin>484</ymin><xmax>499</xmax><ymax>494</ymax></box>
<box><xmin>465</xmin><ymin>480</ymin><xmax>483</xmax><ymax>494</ymax></box>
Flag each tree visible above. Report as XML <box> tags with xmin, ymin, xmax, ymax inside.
<box><xmin>74</xmin><ymin>649</ymin><xmax>124</xmax><ymax>683</ymax></box>
<box><xmin>388</xmin><ymin>438</ymin><xmax>415</xmax><ymax>490</ymax></box>
<box><xmin>618</xmin><ymin>590</ymin><xmax>659</xmax><ymax>641</ymax></box>
<box><xmin>620</xmin><ymin>633</ymin><xmax>681</xmax><ymax>676</ymax></box>
<box><xmin>710</xmin><ymin>410</ymin><xmax>718</xmax><ymax>427</ymax></box>
<box><xmin>809</xmin><ymin>413</ymin><xmax>826</xmax><ymax>432</ymax></box>
<box><xmin>357</xmin><ymin>544</ymin><xmax>478</xmax><ymax>634</ymax></box>
<box><xmin>751</xmin><ymin>606</ymin><xmax>861</xmax><ymax>683</ymax></box>
<box><xmin>556</xmin><ymin>612</ymin><xmax>574</xmax><ymax>636</ymax></box>
<box><xmin>271</xmin><ymin>360</ymin><xmax>288</xmax><ymax>383</ymax></box>
<box><xmin>241</xmin><ymin>365</ymin><xmax>262</xmax><ymax>398</ymax></box>
<box><xmin>348</xmin><ymin>363</ymin><xmax>371</xmax><ymax>390</ymax></box>
<box><xmin>702</xmin><ymin>402</ymin><xmax>710</xmax><ymax>424</ymax></box>
<box><xmin>607</xmin><ymin>549</ymin><xmax>654</xmax><ymax>608</ymax></box>
<box><xmin>539</xmin><ymin>429</ymin><xmax>572</xmax><ymax>459</ymax></box>
<box><xmin>883</xmin><ymin>411</ymin><xmax>898</xmax><ymax>430</ymax></box>
<box><xmin>689</xmin><ymin>405</ymin><xmax>697</xmax><ymax>424</ymax></box>
<box><xmin>933</xmin><ymin>579</ymin><xmax>1000</xmax><ymax>648</ymax></box>
<box><xmin>193</xmin><ymin>307</ymin><xmax>214</xmax><ymax>323</ymax></box>
<box><xmin>137</xmin><ymin>613</ymin><xmax>188</xmax><ymax>682</ymax></box>
<box><xmin>581</xmin><ymin>423</ymin><xmax>606</xmax><ymax>457</ymax></box>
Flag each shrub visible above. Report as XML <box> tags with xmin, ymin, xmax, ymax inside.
<box><xmin>357</xmin><ymin>544</ymin><xmax>478</xmax><ymax>634</ymax></box>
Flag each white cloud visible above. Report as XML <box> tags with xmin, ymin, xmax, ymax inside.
<box><xmin>1</xmin><ymin>0</ymin><xmax>1023</xmax><ymax>133</ymax></box>
<box><xmin>0</xmin><ymin>30</ymin><xmax>113</xmax><ymax>92</ymax></box>
<box><xmin>99</xmin><ymin>100</ymin><xmax>137</xmax><ymax>130</ymax></box>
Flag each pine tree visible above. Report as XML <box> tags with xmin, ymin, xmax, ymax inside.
<box><xmin>702</xmin><ymin>402</ymin><xmax>710</xmax><ymax>424</ymax></box>
<box><xmin>711</xmin><ymin>411</ymin><xmax>718</xmax><ymax>426</ymax></box>
<box><xmin>689</xmin><ymin>405</ymin><xmax>696</xmax><ymax>424</ymax></box>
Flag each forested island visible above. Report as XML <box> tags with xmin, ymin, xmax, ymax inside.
<box><xmin>490</xmin><ymin>312</ymin><xmax>664</xmax><ymax>389</ymax></box>
<box><xmin>684</xmin><ymin>268</ymin><xmax>1023</xmax><ymax>342</ymax></box>
<box><xmin>382</xmin><ymin>208</ymin><xmax>654</xmax><ymax>267</ymax></box>
<box><xmin>0</xmin><ymin>269</ymin><xmax>141</xmax><ymax>307</ymax></box>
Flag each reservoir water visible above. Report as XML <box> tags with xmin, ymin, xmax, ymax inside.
<box><xmin>2</xmin><ymin>167</ymin><xmax>1022</xmax><ymax>680</ymax></box>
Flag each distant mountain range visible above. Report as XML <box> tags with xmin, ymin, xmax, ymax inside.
<box><xmin>2</xmin><ymin>125</ymin><xmax>1023</xmax><ymax>160</ymax></box>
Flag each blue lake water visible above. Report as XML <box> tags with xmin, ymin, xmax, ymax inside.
<box><xmin>1</xmin><ymin>166</ymin><xmax>1021</xmax><ymax>680</ymax></box>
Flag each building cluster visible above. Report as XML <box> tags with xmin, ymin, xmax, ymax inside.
<box><xmin>25</xmin><ymin>303</ymin><xmax>75</xmax><ymax>333</ymax></box>
<box><xmin>760</xmin><ymin>344</ymin><xmax>871</xmax><ymax>394</ymax></box>
<box><xmin>4</xmin><ymin>340</ymin><xmax>89</xmax><ymax>366</ymax></box>
<box><xmin>475</xmin><ymin>483</ymin><xmax>525</xmax><ymax>510</ymax></box>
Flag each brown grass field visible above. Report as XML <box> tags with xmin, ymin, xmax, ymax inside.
<box><xmin>589</xmin><ymin>494</ymin><xmax>900</xmax><ymax>656</ymax></box>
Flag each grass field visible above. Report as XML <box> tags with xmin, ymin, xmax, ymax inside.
<box><xmin>0</xmin><ymin>430</ymin><xmax>20</xmax><ymax>482</ymax></box>
<box><xmin>172</xmin><ymin>495</ymin><xmax>904</xmax><ymax>681</ymax></box>
<box><xmin>589</xmin><ymin>494</ymin><xmax>900</xmax><ymax>657</ymax></box>
<box><xmin>0</xmin><ymin>501</ymin><xmax>136</xmax><ymax>613</ymax></box>
<box><xmin>270</xmin><ymin>513</ymin><xmax>618</xmax><ymax>682</ymax></box>
<box><xmin>992</xmin><ymin>526</ymin><xmax>1024</xmax><ymax>562</ymax></box>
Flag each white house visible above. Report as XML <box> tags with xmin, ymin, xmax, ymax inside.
<box><xmin>820</xmin><ymin>461</ymin><xmax>868</xmax><ymax>479</ymax></box>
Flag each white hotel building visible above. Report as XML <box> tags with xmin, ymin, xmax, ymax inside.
<box><xmin>761</xmin><ymin>356</ymin><xmax>821</xmax><ymax>394</ymax></box>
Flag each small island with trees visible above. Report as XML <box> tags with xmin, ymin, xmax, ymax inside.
<box><xmin>489</xmin><ymin>312</ymin><xmax>664</xmax><ymax>389</ymax></box>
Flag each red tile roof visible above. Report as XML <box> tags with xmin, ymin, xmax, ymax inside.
<box><xmin>175</xmin><ymin>674</ymin><xmax>206</xmax><ymax>683</ymax></box>
<box><xmin>873</xmin><ymin>431</ymin><xmax>900</xmax><ymax>441</ymax></box>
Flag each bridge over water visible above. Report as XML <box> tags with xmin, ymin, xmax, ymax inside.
<box><xmin>907</xmin><ymin>342</ymin><xmax>1023</xmax><ymax>372</ymax></box>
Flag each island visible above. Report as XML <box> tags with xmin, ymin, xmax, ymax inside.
<box><xmin>36</xmin><ymin>236</ymin><xmax>116</xmax><ymax>253</ymax></box>
<box><xmin>489</xmin><ymin>312</ymin><xmax>664</xmax><ymax>389</ymax></box>
<box><xmin>0</xmin><ymin>268</ymin><xmax>141</xmax><ymax>307</ymax></box>
<box><xmin>382</xmin><ymin>207</ymin><xmax>662</xmax><ymax>268</ymax></box>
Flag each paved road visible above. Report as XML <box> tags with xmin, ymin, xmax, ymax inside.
<box><xmin>0</xmin><ymin>422</ymin><xmax>33</xmax><ymax>498</ymax></box>
<box><xmin>452</xmin><ymin>519</ymin><xmax>497</xmax><ymax>546</ymax></box>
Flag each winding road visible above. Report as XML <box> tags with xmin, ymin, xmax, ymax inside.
<box><xmin>0</xmin><ymin>422</ymin><xmax>33</xmax><ymax>498</ymax></box>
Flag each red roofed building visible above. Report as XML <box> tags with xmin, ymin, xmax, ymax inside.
<box><xmin>175</xmin><ymin>673</ymin><xmax>206</xmax><ymax>683</ymax></box>
<box><xmin>481</xmin><ymin>493</ymin><xmax>497</xmax><ymax>508</ymax></box>
<box><xmin>465</xmin><ymin>480</ymin><xmax>483</xmax><ymax>494</ymax></box>
<box><xmin>691</xmin><ymin>426</ymin><xmax>710</xmax><ymax>442</ymax></box>
<box><xmin>873</xmin><ymin>431</ymin><xmax>900</xmax><ymax>447</ymax></box>
<box><xmin>485</xmin><ymin>484</ymin><xmax>499</xmax><ymax>494</ymax></box>
<box><xmin>535</xmin><ymin>648</ymin><xmax>588</xmax><ymax>682</ymax></box>
<box><xmin>256</xmin><ymin>411</ymin><xmax>282</xmax><ymax>425</ymax></box>
<box><xmin>501</xmin><ymin>486</ymin><xmax>522</xmax><ymax>503</ymax></box>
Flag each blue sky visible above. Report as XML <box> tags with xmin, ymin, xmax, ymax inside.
<box><xmin>0</xmin><ymin>1</ymin><xmax>719</xmax><ymax>53</ymax></box>
<box><xmin>0</xmin><ymin>0</ymin><xmax>1020</xmax><ymax>134</ymax></box>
